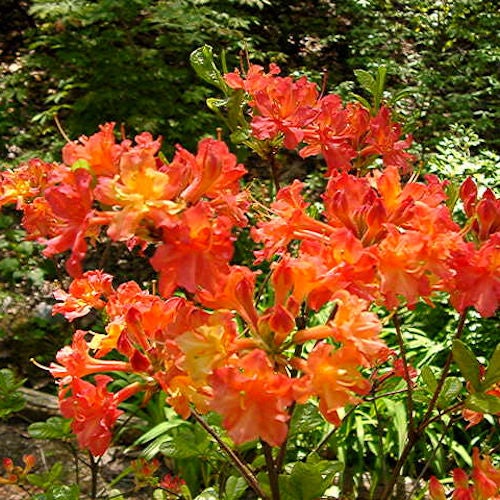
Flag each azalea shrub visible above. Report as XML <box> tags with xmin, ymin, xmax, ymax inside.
<box><xmin>0</xmin><ymin>47</ymin><xmax>499</xmax><ymax>500</ymax></box>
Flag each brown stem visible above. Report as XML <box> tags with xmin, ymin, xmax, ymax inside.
<box><xmin>380</xmin><ymin>309</ymin><xmax>469</xmax><ymax>499</ymax></box>
<box><xmin>419</xmin><ymin>310</ymin><xmax>468</xmax><ymax>427</ymax></box>
<box><xmin>263</xmin><ymin>441</ymin><xmax>280</xmax><ymax>500</ymax></box>
<box><xmin>191</xmin><ymin>411</ymin><xmax>268</xmax><ymax>499</ymax></box>
<box><xmin>88</xmin><ymin>452</ymin><xmax>99</xmax><ymax>500</ymax></box>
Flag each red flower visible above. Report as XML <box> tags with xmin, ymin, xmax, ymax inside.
<box><xmin>58</xmin><ymin>375</ymin><xmax>142</xmax><ymax>456</ymax></box>
<box><xmin>49</xmin><ymin>330</ymin><xmax>130</xmax><ymax>379</ymax></box>
<box><xmin>59</xmin><ymin>375</ymin><xmax>123</xmax><ymax>456</ymax></box>
<box><xmin>449</xmin><ymin>234</ymin><xmax>500</xmax><ymax>317</ymax></box>
<box><xmin>41</xmin><ymin>169</ymin><xmax>103</xmax><ymax>277</ymax></box>
<box><xmin>360</xmin><ymin>106</ymin><xmax>415</xmax><ymax>172</ymax></box>
<box><xmin>160</xmin><ymin>473</ymin><xmax>186</xmax><ymax>493</ymax></box>
<box><xmin>226</xmin><ymin>63</ymin><xmax>319</xmax><ymax>149</ymax></box>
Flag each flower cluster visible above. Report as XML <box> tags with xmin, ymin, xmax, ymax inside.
<box><xmin>1</xmin><ymin>64</ymin><xmax>499</xmax><ymax>471</ymax></box>
<box><xmin>429</xmin><ymin>448</ymin><xmax>500</xmax><ymax>500</ymax></box>
<box><xmin>225</xmin><ymin>63</ymin><xmax>414</xmax><ymax>173</ymax></box>
<box><xmin>0</xmin><ymin>126</ymin><xmax>248</xmax><ymax>297</ymax></box>
<box><xmin>0</xmin><ymin>455</ymin><xmax>36</xmax><ymax>486</ymax></box>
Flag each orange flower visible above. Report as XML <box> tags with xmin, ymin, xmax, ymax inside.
<box><xmin>151</xmin><ymin>203</ymin><xmax>236</xmax><ymax>297</ymax></box>
<box><xmin>429</xmin><ymin>476</ymin><xmax>446</xmax><ymax>500</ymax></box>
<box><xmin>49</xmin><ymin>330</ymin><xmax>130</xmax><ymax>379</ymax></box>
<box><xmin>176</xmin><ymin>311</ymin><xmax>237</xmax><ymax>383</ymax></box>
<box><xmin>296</xmin><ymin>342</ymin><xmax>371</xmax><ymax>425</ymax></box>
<box><xmin>52</xmin><ymin>270</ymin><xmax>114</xmax><ymax>321</ymax></box>
<box><xmin>209</xmin><ymin>350</ymin><xmax>294</xmax><ymax>446</ymax></box>
<box><xmin>58</xmin><ymin>375</ymin><xmax>142</xmax><ymax>456</ymax></box>
<box><xmin>297</xmin><ymin>290</ymin><xmax>387</xmax><ymax>366</ymax></box>
<box><xmin>460</xmin><ymin>177</ymin><xmax>500</xmax><ymax>242</ymax></box>
<box><xmin>62</xmin><ymin>122</ymin><xmax>125</xmax><ymax>177</ymax></box>
<box><xmin>196</xmin><ymin>265</ymin><xmax>259</xmax><ymax>331</ymax></box>
<box><xmin>94</xmin><ymin>155</ymin><xmax>184</xmax><ymax>242</ymax></box>
<box><xmin>0</xmin><ymin>158</ymin><xmax>53</xmax><ymax>208</ymax></box>
<box><xmin>299</xmin><ymin>95</ymin><xmax>359</xmax><ymax>173</ymax></box>
<box><xmin>360</xmin><ymin>106</ymin><xmax>415</xmax><ymax>172</ymax></box>
<box><xmin>449</xmin><ymin>234</ymin><xmax>500</xmax><ymax>317</ymax></box>
<box><xmin>429</xmin><ymin>448</ymin><xmax>500</xmax><ymax>500</ymax></box>
<box><xmin>0</xmin><ymin>455</ymin><xmax>36</xmax><ymax>485</ymax></box>
<box><xmin>175</xmin><ymin>138</ymin><xmax>247</xmax><ymax>204</ymax></box>
<box><xmin>377</xmin><ymin>226</ymin><xmax>432</xmax><ymax>309</ymax></box>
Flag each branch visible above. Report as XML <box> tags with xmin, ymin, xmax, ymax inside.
<box><xmin>191</xmin><ymin>410</ymin><xmax>268</xmax><ymax>499</ymax></box>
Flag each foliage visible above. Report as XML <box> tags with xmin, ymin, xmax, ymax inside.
<box><xmin>1</xmin><ymin>0</ymin><xmax>274</xmax><ymax>162</ymax></box>
<box><xmin>2</xmin><ymin>0</ymin><xmax>499</xmax><ymax>168</ymax></box>
<box><xmin>0</xmin><ymin>368</ymin><xmax>26</xmax><ymax>419</ymax></box>
<box><xmin>338</xmin><ymin>0</ymin><xmax>500</xmax><ymax>152</ymax></box>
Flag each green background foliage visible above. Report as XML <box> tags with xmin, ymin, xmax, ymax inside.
<box><xmin>1</xmin><ymin>0</ymin><xmax>499</xmax><ymax>162</ymax></box>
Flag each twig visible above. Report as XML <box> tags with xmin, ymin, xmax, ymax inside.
<box><xmin>419</xmin><ymin>310</ymin><xmax>468</xmax><ymax>428</ymax></box>
<box><xmin>54</xmin><ymin>114</ymin><xmax>71</xmax><ymax>143</ymax></box>
<box><xmin>380</xmin><ymin>309</ymin><xmax>469</xmax><ymax>499</ymax></box>
<box><xmin>407</xmin><ymin>415</ymin><xmax>455</xmax><ymax>500</ymax></box>
<box><xmin>263</xmin><ymin>441</ymin><xmax>280</xmax><ymax>500</ymax></box>
<box><xmin>191</xmin><ymin>410</ymin><xmax>268</xmax><ymax>499</ymax></box>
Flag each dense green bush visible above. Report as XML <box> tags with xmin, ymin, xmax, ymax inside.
<box><xmin>2</xmin><ymin>0</ymin><xmax>498</xmax><ymax>164</ymax></box>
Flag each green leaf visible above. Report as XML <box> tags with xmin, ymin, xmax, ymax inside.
<box><xmin>0</xmin><ymin>257</ymin><xmax>20</xmax><ymax>277</ymax></box>
<box><xmin>28</xmin><ymin>417</ymin><xmax>72</xmax><ymax>440</ymax></box>
<box><xmin>354</xmin><ymin>69</ymin><xmax>376</xmax><ymax>96</ymax></box>
<box><xmin>437</xmin><ymin>377</ymin><xmax>462</xmax><ymax>409</ymax></box>
<box><xmin>420</xmin><ymin>365</ymin><xmax>438</xmax><ymax>393</ymax></box>
<box><xmin>195</xmin><ymin>487</ymin><xmax>219</xmax><ymax>500</ymax></box>
<box><xmin>452</xmin><ymin>339</ymin><xmax>481</xmax><ymax>391</ymax></box>
<box><xmin>390</xmin><ymin>87</ymin><xmax>418</xmax><ymax>105</ymax></box>
<box><xmin>279</xmin><ymin>459</ymin><xmax>343</xmax><ymax>500</ymax></box>
<box><xmin>190</xmin><ymin>45</ymin><xmax>227</xmax><ymax>91</ymax></box>
<box><xmin>224</xmin><ymin>476</ymin><xmax>247</xmax><ymax>500</ymax></box>
<box><xmin>350</xmin><ymin>92</ymin><xmax>371</xmax><ymax>110</ymax></box>
<box><xmin>160</xmin><ymin>426</ymin><xmax>210</xmax><ymax>459</ymax></box>
<box><xmin>47</xmin><ymin>485</ymin><xmax>80</xmax><ymax>500</ymax></box>
<box><xmin>153</xmin><ymin>490</ymin><xmax>167</xmax><ymax>500</ymax></box>
<box><xmin>70</xmin><ymin>158</ymin><xmax>92</xmax><ymax>172</ymax></box>
<box><xmin>132</xmin><ymin>419</ymin><xmax>188</xmax><ymax>459</ymax></box>
<box><xmin>134</xmin><ymin>420</ymin><xmax>187</xmax><ymax>446</ymax></box>
<box><xmin>289</xmin><ymin>403</ymin><xmax>325</xmax><ymax>438</ymax></box>
<box><xmin>465</xmin><ymin>393</ymin><xmax>500</xmax><ymax>414</ymax></box>
<box><xmin>376</xmin><ymin>65</ymin><xmax>387</xmax><ymax>98</ymax></box>
<box><xmin>206</xmin><ymin>97</ymin><xmax>228</xmax><ymax>112</ymax></box>
<box><xmin>0</xmin><ymin>369</ymin><xmax>26</xmax><ymax>418</ymax></box>
<box><xmin>27</xmin><ymin>462</ymin><xmax>64</xmax><ymax>488</ymax></box>
<box><xmin>482</xmin><ymin>343</ymin><xmax>500</xmax><ymax>390</ymax></box>
<box><xmin>392</xmin><ymin>401</ymin><xmax>406</xmax><ymax>458</ymax></box>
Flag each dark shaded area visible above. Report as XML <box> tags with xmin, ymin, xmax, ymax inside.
<box><xmin>0</xmin><ymin>1</ymin><xmax>34</xmax><ymax>61</ymax></box>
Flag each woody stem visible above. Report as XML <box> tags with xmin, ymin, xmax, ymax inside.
<box><xmin>192</xmin><ymin>410</ymin><xmax>268</xmax><ymax>499</ymax></box>
<box><xmin>381</xmin><ymin>309</ymin><xmax>468</xmax><ymax>499</ymax></box>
